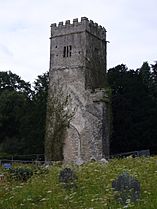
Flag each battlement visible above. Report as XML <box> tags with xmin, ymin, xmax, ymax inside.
<box><xmin>50</xmin><ymin>17</ymin><xmax>106</xmax><ymax>40</ymax></box>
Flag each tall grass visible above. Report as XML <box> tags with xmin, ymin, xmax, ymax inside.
<box><xmin>0</xmin><ymin>157</ymin><xmax>157</xmax><ymax>209</ymax></box>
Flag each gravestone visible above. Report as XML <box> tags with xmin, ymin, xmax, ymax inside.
<box><xmin>112</xmin><ymin>172</ymin><xmax>140</xmax><ymax>205</ymax></box>
<box><xmin>59</xmin><ymin>168</ymin><xmax>77</xmax><ymax>189</ymax></box>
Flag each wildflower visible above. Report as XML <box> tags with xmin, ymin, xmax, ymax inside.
<box><xmin>40</xmin><ymin>198</ymin><xmax>49</xmax><ymax>201</ymax></box>
<box><xmin>27</xmin><ymin>198</ymin><xmax>32</xmax><ymax>201</ymax></box>
<box><xmin>64</xmin><ymin>195</ymin><xmax>69</xmax><ymax>200</ymax></box>
<box><xmin>47</xmin><ymin>190</ymin><xmax>52</xmax><ymax>193</ymax></box>
<box><xmin>126</xmin><ymin>199</ymin><xmax>131</xmax><ymax>204</ymax></box>
<box><xmin>16</xmin><ymin>185</ymin><xmax>23</xmax><ymax>188</ymax></box>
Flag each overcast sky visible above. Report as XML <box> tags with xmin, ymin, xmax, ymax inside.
<box><xmin>0</xmin><ymin>0</ymin><xmax>157</xmax><ymax>83</ymax></box>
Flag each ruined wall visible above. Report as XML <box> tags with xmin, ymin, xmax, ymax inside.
<box><xmin>46</xmin><ymin>17</ymin><xmax>110</xmax><ymax>162</ymax></box>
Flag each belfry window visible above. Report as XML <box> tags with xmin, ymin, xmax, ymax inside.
<box><xmin>63</xmin><ymin>46</ymin><xmax>66</xmax><ymax>57</ymax></box>
<box><xmin>63</xmin><ymin>45</ymin><xmax>72</xmax><ymax>57</ymax></box>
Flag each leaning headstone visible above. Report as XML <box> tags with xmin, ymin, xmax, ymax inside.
<box><xmin>59</xmin><ymin>168</ymin><xmax>77</xmax><ymax>189</ymax></box>
<box><xmin>112</xmin><ymin>172</ymin><xmax>140</xmax><ymax>205</ymax></box>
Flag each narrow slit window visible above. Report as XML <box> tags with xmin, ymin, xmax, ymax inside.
<box><xmin>69</xmin><ymin>45</ymin><xmax>72</xmax><ymax>57</ymax></box>
<box><xmin>66</xmin><ymin>46</ymin><xmax>69</xmax><ymax>57</ymax></box>
<box><xmin>63</xmin><ymin>46</ymin><xmax>66</xmax><ymax>57</ymax></box>
<box><xmin>63</xmin><ymin>45</ymin><xmax>72</xmax><ymax>57</ymax></box>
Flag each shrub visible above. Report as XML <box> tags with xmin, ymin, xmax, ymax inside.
<box><xmin>9</xmin><ymin>167</ymin><xmax>33</xmax><ymax>181</ymax></box>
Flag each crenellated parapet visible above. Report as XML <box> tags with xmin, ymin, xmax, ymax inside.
<box><xmin>50</xmin><ymin>17</ymin><xmax>106</xmax><ymax>40</ymax></box>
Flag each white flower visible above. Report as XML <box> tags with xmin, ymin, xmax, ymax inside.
<box><xmin>47</xmin><ymin>190</ymin><xmax>52</xmax><ymax>193</ymax></box>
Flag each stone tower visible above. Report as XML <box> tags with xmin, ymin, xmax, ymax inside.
<box><xmin>46</xmin><ymin>17</ymin><xmax>110</xmax><ymax>163</ymax></box>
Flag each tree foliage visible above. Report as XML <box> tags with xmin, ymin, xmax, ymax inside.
<box><xmin>28</xmin><ymin>72</ymin><xmax>49</xmax><ymax>154</ymax></box>
<box><xmin>0</xmin><ymin>71</ymin><xmax>48</xmax><ymax>155</ymax></box>
<box><xmin>108</xmin><ymin>62</ymin><xmax>157</xmax><ymax>154</ymax></box>
<box><xmin>0</xmin><ymin>60</ymin><xmax>157</xmax><ymax>157</ymax></box>
<box><xmin>0</xmin><ymin>71</ymin><xmax>32</xmax><ymax>96</ymax></box>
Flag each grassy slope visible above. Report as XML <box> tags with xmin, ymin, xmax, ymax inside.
<box><xmin>0</xmin><ymin>157</ymin><xmax>157</xmax><ymax>209</ymax></box>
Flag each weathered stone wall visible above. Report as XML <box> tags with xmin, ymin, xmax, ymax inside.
<box><xmin>46</xmin><ymin>17</ymin><xmax>110</xmax><ymax>162</ymax></box>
